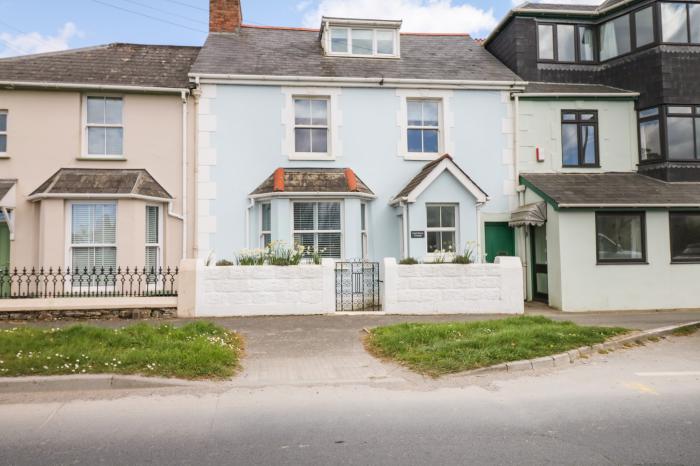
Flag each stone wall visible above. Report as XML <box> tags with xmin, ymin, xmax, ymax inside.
<box><xmin>382</xmin><ymin>257</ymin><xmax>524</xmax><ymax>315</ymax></box>
<box><xmin>0</xmin><ymin>308</ymin><xmax>176</xmax><ymax>321</ymax></box>
<box><xmin>179</xmin><ymin>259</ymin><xmax>335</xmax><ymax>317</ymax></box>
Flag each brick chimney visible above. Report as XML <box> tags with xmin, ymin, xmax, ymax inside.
<box><xmin>210</xmin><ymin>0</ymin><xmax>242</xmax><ymax>33</ymax></box>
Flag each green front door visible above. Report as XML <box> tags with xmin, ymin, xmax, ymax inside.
<box><xmin>484</xmin><ymin>222</ymin><xmax>515</xmax><ymax>263</ymax></box>
<box><xmin>0</xmin><ymin>223</ymin><xmax>9</xmax><ymax>271</ymax></box>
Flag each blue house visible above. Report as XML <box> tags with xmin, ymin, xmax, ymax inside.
<box><xmin>191</xmin><ymin>1</ymin><xmax>525</xmax><ymax>263</ymax></box>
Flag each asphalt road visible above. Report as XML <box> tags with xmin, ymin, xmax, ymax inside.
<box><xmin>1</xmin><ymin>333</ymin><xmax>699</xmax><ymax>466</ymax></box>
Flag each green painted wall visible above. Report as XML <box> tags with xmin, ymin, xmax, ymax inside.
<box><xmin>484</xmin><ymin>222</ymin><xmax>515</xmax><ymax>263</ymax></box>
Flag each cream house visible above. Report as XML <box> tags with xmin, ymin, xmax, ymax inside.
<box><xmin>0</xmin><ymin>44</ymin><xmax>199</xmax><ymax>272</ymax></box>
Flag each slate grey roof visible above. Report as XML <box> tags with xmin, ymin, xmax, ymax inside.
<box><xmin>521</xmin><ymin>172</ymin><xmax>700</xmax><ymax>207</ymax></box>
<box><xmin>30</xmin><ymin>169</ymin><xmax>171</xmax><ymax>200</ymax></box>
<box><xmin>515</xmin><ymin>3</ymin><xmax>599</xmax><ymax>13</ymax></box>
<box><xmin>0</xmin><ymin>43</ymin><xmax>200</xmax><ymax>89</ymax></box>
<box><xmin>191</xmin><ymin>27</ymin><xmax>522</xmax><ymax>82</ymax></box>
<box><xmin>0</xmin><ymin>180</ymin><xmax>15</xmax><ymax>201</ymax></box>
<box><xmin>250</xmin><ymin>168</ymin><xmax>374</xmax><ymax>196</ymax></box>
<box><xmin>392</xmin><ymin>154</ymin><xmax>488</xmax><ymax>202</ymax></box>
<box><xmin>522</xmin><ymin>82</ymin><xmax>637</xmax><ymax>95</ymax></box>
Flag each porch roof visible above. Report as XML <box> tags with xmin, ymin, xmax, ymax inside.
<box><xmin>29</xmin><ymin>169</ymin><xmax>172</xmax><ymax>201</ymax></box>
<box><xmin>391</xmin><ymin>154</ymin><xmax>488</xmax><ymax>205</ymax></box>
<box><xmin>520</xmin><ymin>172</ymin><xmax>700</xmax><ymax>208</ymax></box>
<box><xmin>249</xmin><ymin>168</ymin><xmax>375</xmax><ymax>199</ymax></box>
<box><xmin>0</xmin><ymin>179</ymin><xmax>16</xmax><ymax>209</ymax></box>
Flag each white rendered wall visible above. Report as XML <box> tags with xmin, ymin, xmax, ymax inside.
<box><xmin>382</xmin><ymin>256</ymin><xmax>524</xmax><ymax>314</ymax></box>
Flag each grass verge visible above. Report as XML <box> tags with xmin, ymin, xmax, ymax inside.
<box><xmin>0</xmin><ymin>322</ymin><xmax>242</xmax><ymax>380</ymax></box>
<box><xmin>672</xmin><ymin>323</ymin><xmax>700</xmax><ymax>337</ymax></box>
<box><xmin>365</xmin><ymin>315</ymin><xmax>627</xmax><ymax>377</ymax></box>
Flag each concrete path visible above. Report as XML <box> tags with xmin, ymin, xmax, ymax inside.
<box><xmin>1</xmin><ymin>334</ymin><xmax>698</xmax><ymax>465</ymax></box>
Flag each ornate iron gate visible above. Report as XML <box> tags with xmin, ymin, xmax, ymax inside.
<box><xmin>335</xmin><ymin>261</ymin><xmax>381</xmax><ymax>312</ymax></box>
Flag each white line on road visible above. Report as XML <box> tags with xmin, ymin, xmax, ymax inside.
<box><xmin>635</xmin><ymin>371</ymin><xmax>700</xmax><ymax>377</ymax></box>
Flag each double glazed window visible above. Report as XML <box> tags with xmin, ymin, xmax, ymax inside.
<box><xmin>260</xmin><ymin>203</ymin><xmax>272</xmax><ymax>248</ymax></box>
<box><xmin>145</xmin><ymin>206</ymin><xmax>161</xmax><ymax>271</ymax></box>
<box><xmin>71</xmin><ymin>203</ymin><xmax>117</xmax><ymax>272</ymax></box>
<box><xmin>293</xmin><ymin>201</ymin><xmax>342</xmax><ymax>258</ymax></box>
<box><xmin>538</xmin><ymin>24</ymin><xmax>595</xmax><ymax>62</ymax></box>
<box><xmin>561</xmin><ymin>111</ymin><xmax>599</xmax><ymax>167</ymax></box>
<box><xmin>329</xmin><ymin>27</ymin><xmax>397</xmax><ymax>56</ymax></box>
<box><xmin>661</xmin><ymin>2</ymin><xmax>700</xmax><ymax>44</ymax></box>
<box><xmin>639</xmin><ymin>105</ymin><xmax>700</xmax><ymax>161</ymax></box>
<box><xmin>0</xmin><ymin>111</ymin><xmax>6</xmax><ymax>154</ymax></box>
<box><xmin>426</xmin><ymin>204</ymin><xmax>457</xmax><ymax>253</ymax></box>
<box><xmin>639</xmin><ymin>107</ymin><xmax>662</xmax><ymax>161</ymax></box>
<box><xmin>595</xmin><ymin>212</ymin><xmax>646</xmax><ymax>264</ymax></box>
<box><xmin>86</xmin><ymin>97</ymin><xmax>123</xmax><ymax>157</ymax></box>
<box><xmin>669</xmin><ymin>212</ymin><xmax>700</xmax><ymax>263</ymax></box>
<box><xmin>600</xmin><ymin>15</ymin><xmax>632</xmax><ymax>60</ymax></box>
<box><xmin>294</xmin><ymin>98</ymin><xmax>329</xmax><ymax>154</ymax></box>
<box><xmin>407</xmin><ymin>100</ymin><xmax>441</xmax><ymax>154</ymax></box>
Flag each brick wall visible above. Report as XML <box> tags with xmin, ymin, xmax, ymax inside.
<box><xmin>382</xmin><ymin>257</ymin><xmax>524</xmax><ymax>315</ymax></box>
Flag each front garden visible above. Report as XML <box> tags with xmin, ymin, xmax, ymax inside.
<box><xmin>0</xmin><ymin>322</ymin><xmax>242</xmax><ymax>380</ymax></box>
<box><xmin>365</xmin><ymin>315</ymin><xmax>628</xmax><ymax>377</ymax></box>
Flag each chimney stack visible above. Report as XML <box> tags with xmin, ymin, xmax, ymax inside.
<box><xmin>210</xmin><ymin>0</ymin><xmax>242</xmax><ymax>33</ymax></box>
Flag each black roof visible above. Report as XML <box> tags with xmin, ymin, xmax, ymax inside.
<box><xmin>521</xmin><ymin>172</ymin><xmax>700</xmax><ymax>207</ymax></box>
<box><xmin>191</xmin><ymin>26</ymin><xmax>522</xmax><ymax>82</ymax></box>
<box><xmin>0</xmin><ymin>43</ymin><xmax>200</xmax><ymax>89</ymax></box>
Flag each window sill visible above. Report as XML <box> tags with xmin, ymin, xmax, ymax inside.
<box><xmin>289</xmin><ymin>153</ymin><xmax>335</xmax><ymax>161</ymax></box>
<box><xmin>596</xmin><ymin>261</ymin><xmax>648</xmax><ymax>266</ymax></box>
<box><xmin>403</xmin><ymin>153</ymin><xmax>441</xmax><ymax>162</ymax></box>
<box><xmin>77</xmin><ymin>156</ymin><xmax>127</xmax><ymax>161</ymax></box>
<box><xmin>0</xmin><ymin>155</ymin><xmax>9</xmax><ymax>159</ymax></box>
<box><xmin>670</xmin><ymin>261</ymin><xmax>700</xmax><ymax>265</ymax></box>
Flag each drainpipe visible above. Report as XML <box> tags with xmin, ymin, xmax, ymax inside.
<box><xmin>181</xmin><ymin>90</ymin><xmax>188</xmax><ymax>260</ymax></box>
<box><xmin>245</xmin><ymin>197</ymin><xmax>255</xmax><ymax>249</ymax></box>
<box><xmin>400</xmin><ymin>201</ymin><xmax>409</xmax><ymax>259</ymax></box>
<box><xmin>476</xmin><ymin>202</ymin><xmax>484</xmax><ymax>263</ymax></box>
<box><xmin>513</xmin><ymin>93</ymin><xmax>521</xmax><ymax>202</ymax></box>
<box><xmin>192</xmin><ymin>77</ymin><xmax>201</xmax><ymax>259</ymax></box>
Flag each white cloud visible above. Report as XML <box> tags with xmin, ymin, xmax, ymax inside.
<box><xmin>0</xmin><ymin>22</ymin><xmax>82</xmax><ymax>58</ymax></box>
<box><xmin>298</xmin><ymin>0</ymin><xmax>498</xmax><ymax>36</ymax></box>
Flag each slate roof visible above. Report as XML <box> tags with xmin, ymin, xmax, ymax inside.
<box><xmin>392</xmin><ymin>154</ymin><xmax>488</xmax><ymax>202</ymax></box>
<box><xmin>191</xmin><ymin>27</ymin><xmax>522</xmax><ymax>82</ymax></box>
<box><xmin>522</xmin><ymin>82</ymin><xmax>637</xmax><ymax>95</ymax></box>
<box><xmin>521</xmin><ymin>172</ymin><xmax>700</xmax><ymax>207</ymax></box>
<box><xmin>515</xmin><ymin>3</ymin><xmax>599</xmax><ymax>13</ymax></box>
<box><xmin>30</xmin><ymin>169</ymin><xmax>171</xmax><ymax>200</ymax></box>
<box><xmin>0</xmin><ymin>43</ymin><xmax>200</xmax><ymax>89</ymax></box>
<box><xmin>250</xmin><ymin>168</ymin><xmax>374</xmax><ymax>196</ymax></box>
<box><xmin>0</xmin><ymin>180</ymin><xmax>15</xmax><ymax>201</ymax></box>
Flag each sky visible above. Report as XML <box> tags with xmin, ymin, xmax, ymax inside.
<box><xmin>0</xmin><ymin>0</ymin><xmax>604</xmax><ymax>58</ymax></box>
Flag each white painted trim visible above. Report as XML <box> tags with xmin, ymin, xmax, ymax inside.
<box><xmin>0</xmin><ymin>109</ymin><xmax>7</xmax><ymax>156</ymax></box>
<box><xmin>281</xmin><ymin>87</ymin><xmax>342</xmax><ymax>161</ymax></box>
<box><xmin>290</xmin><ymin>199</ymin><xmax>345</xmax><ymax>259</ymax></box>
<box><xmin>65</xmin><ymin>200</ymin><xmax>118</xmax><ymax>270</ymax></box>
<box><xmin>145</xmin><ymin>204</ymin><xmax>164</xmax><ymax>269</ymax></box>
<box><xmin>28</xmin><ymin>193</ymin><xmax>172</xmax><ymax>203</ymax></box>
<box><xmin>249</xmin><ymin>191</ymin><xmax>376</xmax><ymax>200</ymax></box>
<box><xmin>0</xmin><ymin>81</ymin><xmax>188</xmax><ymax>94</ymax></box>
<box><xmin>81</xmin><ymin>95</ymin><xmax>125</xmax><ymax>159</ymax></box>
<box><xmin>192</xmin><ymin>74</ymin><xmax>526</xmax><ymax>91</ymax></box>
<box><xmin>323</xmin><ymin>26</ymin><xmax>401</xmax><ymax>59</ymax></box>
<box><xmin>517</xmin><ymin>92</ymin><xmax>639</xmax><ymax>98</ymax></box>
<box><xmin>559</xmin><ymin>203</ymin><xmax>700</xmax><ymax>208</ymax></box>
<box><xmin>180</xmin><ymin>90</ymin><xmax>188</xmax><ymax>259</ymax></box>
<box><xmin>396</xmin><ymin>89</ymin><xmax>455</xmax><ymax>160</ymax></box>
<box><xmin>392</xmin><ymin>158</ymin><xmax>489</xmax><ymax>205</ymax></box>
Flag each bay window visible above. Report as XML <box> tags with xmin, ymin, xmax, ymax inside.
<box><xmin>0</xmin><ymin>111</ymin><xmax>6</xmax><ymax>154</ymax></box>
<box><xmin>639</xmin><ymin>107</ymin><xmax>662</xmax><ymax>161</ymax></box>
<box><xmin>670</xmin><ymin>212</ymin><xmax>700</xmax><ymax>263</ymax></box>
<box><xmin>85</xmin><ymin>96</ymin><xmax>123</xmax><ymax>157</ymax></box>
<box><xmin>579</xmin><ymin>26</ymin><xmax>595</xmax><ymax>61</ymax></box>
<box><xmin>661</xmin><ymin>2</ymin><xmax>689</xmax><ymax>43</ymax></box>
<box><xmin>635</xmin><ymin>7</ymin><xmax>655</xmax><ymax>47</ymax></box>
<box><xmin>600</xmin><ymin>15</ymin><xmax>631</xmax><ymax>61</ymax></box>
<box><xmin>145</xmin><ymin>206</ymin><xmax>161</xmax><ymax>271</ymax></box>
<box><xmin>426</xmin><ymin>204</ymin><xmax>457</xmax><ymax>253</ymax></box>
<box><xmin>71</xmin><ymin>202</ymin><xmax>117</xmax><ymax>272</ymax></box>
<box><xmin>557</xmin><ymin>25</ymin><xmax>576</xmax><ymax>62</ymax></box>
<box><xmin>293</xmin><ymin>201</ymin><xmax>342</xmax><ymax>258</ymax></box>
<box><xmin>595</xmin><ymin>212</ymin><xmax>646</xmax><ymax>264</ymax></box>
<box><xmin>260</xmin><ymin>203</ymin><xmax>272</xmax><ymax>248</ymax></box>
<box><xmin>666</xmin><ymin>106</ymin><xmax>699</xmax><ymax>160</ymax></box>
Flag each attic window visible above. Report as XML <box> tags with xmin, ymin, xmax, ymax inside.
<box><xmin>327</xmin><ymin>27</ymin><xmax>398</xmax><ymax>57</ymax></box>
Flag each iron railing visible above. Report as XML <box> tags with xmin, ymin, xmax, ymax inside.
<box><xmin>0</xmin><ymin>267</ymin><xmax>178</xmax><ymax>299</ymax></box>
<box><xmin>335</xmin><ymin>261</ymin><xmax>381</xmax><ymax>312</ymax></box>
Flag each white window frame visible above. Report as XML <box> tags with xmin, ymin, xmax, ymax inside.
<box><xmin>293</xmin><ymin>97</ymin><xmax>330</xmax><ymax>156</ymax></box>
<box><xmin>145</xmin><ymin>204</ymin><xmax>163</xmax><ymax>271</ymax></box>
<box><xmin>282</xmin><ymin>87</ymin><xmax>342</xmax><ymax>161</ymax></box>
<box><xmin>65</xmin><ymin>201</ymin><xmax>118</xmax><ymax>271</ymax></box>
<box><xmin>260</xmin><ymin>202</ymin><xmax>272</xmax><ymax>248</ymax></box>
<box><xmin>82</xmin><ymin>95</ymin><xmax>125</xmax><ymax>160</ymax></box>
<box><xmin>425</xmin><ymin>203</ymin><xmax>459</xmax><ymax>256</ymax></box>
<box><xmin>326</xmin><ymin>27</ymin><xmax>400</xmax><ymax>58</ymax></box>
<box><xmin>406</xmin><ymin>99</ymin><xmax>443</xmax><ymax>156</ymax></box>
<box><xmin>0</xmin><ymin>110</ymin><xmax>7</xmax><ymax>156</ymax></box>
<box><xmin>397</xmin><ymin>90</ymin><xmax>454</xmax><ymax>161</ymax></box>
<box><xmin>361</xmin><ymin>202</ymin><xmax>368</xmax><ymax>260</ymax></box>
<box><xmin>291</xmin><ymin>200</ymin><xmax>344</xmax><ymax>259</ymax></box>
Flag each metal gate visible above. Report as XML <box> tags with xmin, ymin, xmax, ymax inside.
<box><xmin>335</xmin><ymin>261</ymin><xmax>381</xmax><ymax>312</ymax></box>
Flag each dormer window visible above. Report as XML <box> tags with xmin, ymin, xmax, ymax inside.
<box><xmin>322</xmin><ymin>18</ymin><xmax>401</xmax><ymax>58</ymax></box>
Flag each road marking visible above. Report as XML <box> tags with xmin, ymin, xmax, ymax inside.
<box><xmin>635</xmin><ymin>371</ymin><xmax>700</xmax><ymax>377</ymax></box>
<box><xmin>624</xmin><ymin>383</ymin><xmax>659</xmax><ymax>395</ymax></box>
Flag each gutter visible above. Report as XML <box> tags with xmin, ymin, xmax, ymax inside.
<box><xmin>27</xmin><ymin>193</ymin><xmax>175</xmax><ymax>203</ymax></box>
<box><xmin>190</xmin><ymin>73</ymin><xmax>527</xmax><ymax>91</ymax></box>
<box><xmin>559</xmin><ymin>203</ymin><xmax>700</xmax><ymax>209</ymax></box>
<box><xmin>248</xmin><ymin>191</ymin><xmax>377</xmax><ymax>200</ymax></box>
<box><xmin>517</xmin><ymin>92</ymin><xmax>639</xmax><ymax>98</ymax></box>
<box><xmin>0</xmin><ymin>81</ymin><xmax>188</xmax><ymax>94</ymax></box>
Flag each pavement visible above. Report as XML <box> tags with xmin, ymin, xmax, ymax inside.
<box><xmin>0</xmin><ymin>332</ymin><xmax>698</xmax><ymax>465</ymax></box>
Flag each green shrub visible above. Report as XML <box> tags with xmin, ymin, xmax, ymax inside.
<box><xmin>399</xmin><ymin>257</ymin><xmax>419</xmax><ymax>265</ymax></box>
<box><xmin>216</xmin><ymin>259</ymin><xmax>234</xmax><ymax>266</ymax></box>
